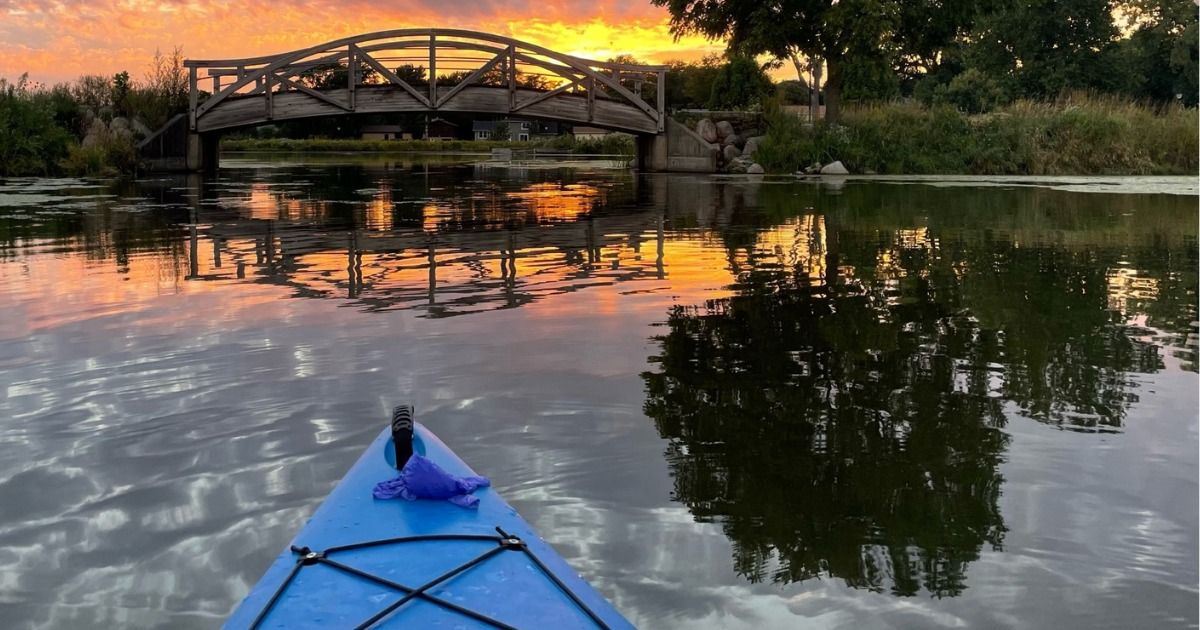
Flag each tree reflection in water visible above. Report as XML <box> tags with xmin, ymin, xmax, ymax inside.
<box><xmin>642</xmin><ymin>185</ymin><xmax>1194</xmax><ymax>596</ymax></box>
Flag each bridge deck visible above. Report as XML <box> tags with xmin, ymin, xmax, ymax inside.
<box><xmin>199</xmin><ymin>85</ymin><xmax>658</xmax><ymax>134</ymax></box>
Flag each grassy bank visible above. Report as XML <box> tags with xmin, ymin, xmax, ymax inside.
<box><xmin>755</xmin><ymin>96</ymin><xmax>1198</xmax><ymax>175</ymax></box>
<box><xmin>222</xmin><ymin>134</ymin><xmax>635</xmax><ymax>157</ymax></box>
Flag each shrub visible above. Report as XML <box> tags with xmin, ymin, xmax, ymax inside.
<box><xmin>0</xmin><ymin>75</ymin><xmax>72</xmax><ymax>175</ymax></box>
<box><xmin>933</xmin><ymin>69</ymin><xmax>1008</xmax><ymax>114</ymax></box>
<box><xmin>756</xmin><ymin>94</ymin><xmax>1198</xmax><ymax>175</ymax></box>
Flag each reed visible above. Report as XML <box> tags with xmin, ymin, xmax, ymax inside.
<box><xmin>755</xmin><ymin>94</ymin><xmax>1198</xmax><ymax>175</ymax></box>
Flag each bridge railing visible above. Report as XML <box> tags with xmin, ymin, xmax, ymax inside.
<box><xmin>184</xmin><ymin>29</ymin><xmax>667</xmax><ymax>134</ymax></box>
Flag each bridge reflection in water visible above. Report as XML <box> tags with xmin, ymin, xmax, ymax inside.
<box><xmin>175</xmin><ymin>163</ymin><xmax>669</xmax><ymax>317</ymax></box>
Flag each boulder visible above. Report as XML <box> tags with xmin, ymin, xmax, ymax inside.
<box><xmin>804</xmin><ymin>162</ymin><xmax>822</xmax><ymax>174</ymax></box>
<box><xmin>743</xmin><ymin>136</ymin><xmax>763</xmax><ymax>157</ymax></box>
<box><xmin>747</xmin><ymin>163</ymin><xmax>765</xmax><ymax>175</ymax></box>
<box><xmin>725</xmin><ymin>157</ymin><xmax>750</xmax><ymax>174</ymax></box>
<box><xmin>129</xmin><ymin>117</ymin><xmax>153</xmax><ymax>139</ymax></box>
<box><xmin>715</xmin><ymin>120</ymin><xmax>735</xmax><ymax>140</ymax></box>
<box><xmin>723</xmin><ymin>144</ymin><xmax>742</xmax><ymax>162</ymax></box>
<box><xmin>820</xmin><ymin>160</ymin><xmax>849</xmax><ymax>175</ymax></box>
<box><xmin>723</xmin><ymin>133</ymin><xmax>743</xmax><ymax>148</ymax></box>
<box><xmin>696</xmin><ymin>118</ymin><xmax>718</xmax><ymax>144</ymax></box>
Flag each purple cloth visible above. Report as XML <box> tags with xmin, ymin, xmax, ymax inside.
<box><xmin>373</xmin><ymin>454</ymin><xmax>491</xmax><ymax>508</ymax></box>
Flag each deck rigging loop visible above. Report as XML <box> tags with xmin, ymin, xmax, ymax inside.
<box><xmin>247</xmin><ymin>527</ymin><xmax>612</xmax><ymax>630</ymax></box>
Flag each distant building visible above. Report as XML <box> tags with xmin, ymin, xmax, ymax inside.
<box><xmin>360</xmin><ymin>125</ymin><xmax>408</xmax><ymax>141</ymax></box>
<box><xmin>571</xmin><ymin>126</ymin><xmax>610</xmax><ymax>141</ymax></box>
<box><xmin>471</xmin><ymin>118</ymin><xmax>539</xmax><ymax>141</ymax></box>
<box><xmin>426</xmin><ymin>117</ymin><xmax>460</xmax><ymax>141</ymax></box>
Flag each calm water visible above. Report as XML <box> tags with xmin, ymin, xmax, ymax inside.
<box><xmin>0</xmin><ymin>157</ymin><xmax>1196</xmax><ymax>629</ymax></box>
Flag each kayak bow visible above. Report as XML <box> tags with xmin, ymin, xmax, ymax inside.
<box><xmin>225</xmin><ymin>415</ymin><xmax>634</xmax><ymax>629</ymax></box>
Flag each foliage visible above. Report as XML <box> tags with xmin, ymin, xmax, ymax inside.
<box><xmin>642</xmin><ymin>181</ymin><xmax>1195</xmax><ymax>590</ymax></box>
<box><xmin>393</xmin><ymin>64</ymin><xmax>428</xmax><ymax>87</ymax></box>
<box><xmin>62</xmin><ymin>119</ymin><xmax>138</xmax><ymax>175</ymax></box>
<box><xmin>966</xmin><ymin>0</ymin><xmax>1123</xmax><ymax>99</ymax></box>
<box><xmin>0</xmin><ymin>48</ymin><xmax>193</xmax><ymax>175</ymax></box>
<box><xmin>775</xmin><ymin>79</ymin><xmax>811</xmax><ymax>105</ymax></box>
<box><xmin>707</xmin><ymin>56</ymin><xmax>775</xmax><ymax>110</ymax></box>
<box><xmin>0</xmin><ymin>75</ymin><xmax>72</xmax><ymax>175</ymax></box>
<box><xmin>491</xmin><ymin>121</ymin><xmax>510</xmax><ymax>141</ymax></box>
<box><xmin>755</xmin><ymin>95</ymin><xmax>1199</xmax><ymax>175</ymax></box>
<box><xmin>298</xmin><ymin>61</ymin><xmax>378</xmax><ymax>90</ymax></box>
<box><xmin>130</xmin><ymin>47</ymin><xmax>189</xmax><ymax>130</ymax></box>
<box><xmin>931</xmin><ymin>68</ymin><xmax>1008</xmax><ymax>114</ymax></box>
<box><xmin>651</xmin><ymin>0</ymin><xmax>980</xmax><ymax>121</ymax></box>
<box><xmin>663</xmin><ymin>55</ymin><xmax>724</xmax><ymax>109</ymax></box>
<box><xmin>1114</xmin><ymin>0</ymin><xmax>1199</xmax><ymax>106</ymax></box>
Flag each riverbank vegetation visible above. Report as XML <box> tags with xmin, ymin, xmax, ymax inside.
<box><xmin>652</xmin><ymin>0</ymin><xmax>1197</xmax><ymax>175</ymax></box>
<box><xmin>0</xmin><ymin>49</ymin><xmax>188</xmax><ymax>176</ymax></box>
<box><xmin>656</xmin><ymin>0</ymin><xmax>1197</xmax><ymax>122</ymax></box>
<box><xmin>754</xmin><ymin>95</ymin><xmax>1198</xmax><ymax>175</ymax></box>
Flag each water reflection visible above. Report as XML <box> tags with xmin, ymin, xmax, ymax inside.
<box><xmin>0</xmin><ymin>164</ymin><xmax>1196</xmax><ymax>629</ymax></box>
<box><xmin>642</xmin><ymin>182</ymin><xmax>1197</xmax><ymax>596</ymax></box>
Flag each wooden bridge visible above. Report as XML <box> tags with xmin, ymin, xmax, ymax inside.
<box><xmin>139</xmin><ymin>29</ymin><xmax>718</xmax><ymax>173</ymax></box>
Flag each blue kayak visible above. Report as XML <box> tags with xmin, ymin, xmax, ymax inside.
<box><xmin>225</xmin><ymin>412</ymin><xmax>634</xmax><ymax>630</ymax></box>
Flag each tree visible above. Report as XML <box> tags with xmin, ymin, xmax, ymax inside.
<box><xmin>73</xmin><ymin>75</ymin><xmax>113</xmax><ymax>117</ymax></box>
<box><xmin>491</xmin><ymin>120</ymin><xmax>510</xmax><ymax>141</ymax></box>
<box><xmin>775</xmin><ymin>79</ymin><xmax>811</xmax><ymax>105</ymax></box>
<box><xmin>0</xmin><ymin>75</ymin><xmax>72</xmax><ymax>175</ymax></box>
<box><xmin>1116</xmin><ymin>0</ymin><xmax>1199</xmax><ymax>106</ymax></box>
<box><xmin>663</xmin><ymin>55</ymin><xmax>724</xmax><ymax>109</ymax></box>
<box><xmin>707</xmin><ymin>55</ymin><xmax>775</xmax><ymax>109</ymax></box>
<box><xmin>392</xmin><ymin>64</ymin><xmax>428</xmax><ymax>87</ymax></box>
<box><xmin>111</xmin><ymin>71</ymin><xmax>132</xmax><ymax>118</ymax></box>
<box><xmin>965</xmin><ymin>0</ymin><xmax>1124</xmax><ymax>98</ymax></box>
<box><xmin>933</xmin><ymin>68</ymin><xmax>1007</xmax><ymax>113</ymax></box>
<box><xmin>653</xmin><ymin>0</ymin><xmax>987</xmax><ymax>121</ymax></box>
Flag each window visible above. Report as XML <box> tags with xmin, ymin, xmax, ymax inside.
<box><xmin>520</xmin><ymin>122</ymin><xmax>530</xmax><ymax>130</ymax></box>
<box><xmin>517</xmin><ymin>133</ymin><xmax>529</xmax><ymax>142</ymax></box>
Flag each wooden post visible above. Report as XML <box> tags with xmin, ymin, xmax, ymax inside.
<box><xmin>657</xmin><ymin>69</ymin><xmax>666</xmax><ymax>132</ymax></box>
<box><xmin>265</xmin><ymin>72</ymin><xmax>273</xmax><ymax>119</ymax></box>
<box><xmin>188</xmin><ymin>66</ymin><xmax>198</xmax><ymax>130</ymax></box>
<box><xmin>587</xmin><ymin>76</ymin><xmax>595</xmax><ymax>122</ymax></box>
<box><xmin>348</xmin><ymin>45</ymin><xmax>357</xmax><ymax>110</ymax></box>
<box><xmin>507</xmin><ymin>45</ymin><xmax>516</xmax><ymax>111</ymax></box>
<box><xmin>428</xmin><ymin>33</ymin><xmax>437</xmax><ymax>109</ymax></box>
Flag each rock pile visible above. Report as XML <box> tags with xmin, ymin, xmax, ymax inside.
<box><xmin>694</xmin><ymin>117</ymin><xmax>765</xmax><ymax>175</ymax></box>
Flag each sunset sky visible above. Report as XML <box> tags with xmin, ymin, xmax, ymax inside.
<box><xmin>0</xmin><ymin>0</ymin><xmax>734</xmax><ymax>86</ymax></box>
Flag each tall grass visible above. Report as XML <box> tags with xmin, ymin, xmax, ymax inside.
<box><xmin>755</xmin><ymin>94</ymin><xmax>1198</xmax><ymax>175</ymax></box>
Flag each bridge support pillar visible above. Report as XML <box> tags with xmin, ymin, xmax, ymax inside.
<box><xmin>637</xmin><ymin>118</ymin><xmax>719</xmax><ymax>173</ymax></box>
<box><xmin>187</xmin><ymin>133</ymin><xmax>219</xmax><ymax>172</ymax></box>
<box><xmin>637</xmin><ymin>134</ymin><xmax>669</xmax><ymax>172</ymax></box>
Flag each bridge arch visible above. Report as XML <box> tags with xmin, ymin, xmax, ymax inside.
<box><xmin>184</xmin><ymin>29</ymin><xmax>667</xmax><ymax>136</ymax></box>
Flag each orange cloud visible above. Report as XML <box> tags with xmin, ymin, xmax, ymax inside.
<box><xmin>0</xmin><ymin>1</ymin><xmax>732</xmax><ymax>85</ymax></box>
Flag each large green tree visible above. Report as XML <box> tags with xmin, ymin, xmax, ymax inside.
<box><xmin>651</xmin><ymin>0</ymin><xmax>981</xmax><ymax>121</ymax></box>
<box><xmin>966</xmin><ymin>0</ymin><xmax>1126</xmax><ymax>98</ymax></box>
<box><xmin>1117</xmin><ymin>0</ymin><xmax>1199</xmax><ymax>106</ymax></box>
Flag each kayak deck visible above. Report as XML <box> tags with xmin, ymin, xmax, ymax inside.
<box><xmin>225</xmin><ymin>424</ymin><xmax>633</xmax><ymax>629</ymax></box>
